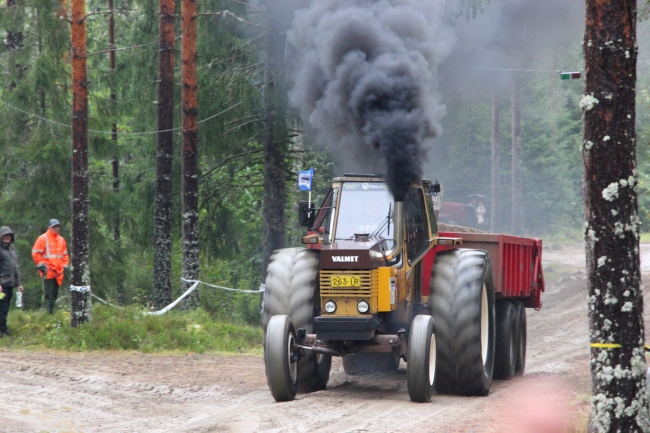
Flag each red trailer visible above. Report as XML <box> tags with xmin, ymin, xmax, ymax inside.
<box><xmin>421</xmin><ymin>232</ymin><xmax>545</xmax><ymax>309</ymax></box>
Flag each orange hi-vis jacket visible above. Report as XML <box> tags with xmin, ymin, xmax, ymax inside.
<box><xmin>32</xmin><ymin>228</ymin><xmax>69</xmax><ymax>285</ymax></box>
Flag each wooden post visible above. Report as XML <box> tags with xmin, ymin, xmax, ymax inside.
<box><xmin>181</xmin><ymin>0</ymin><xmax>199</xmax><ymax>308</ymax></box>
<box><xmin>70</xmin><ymin>0</ymin><xmax>91</xmax><ymax>326</ymax></box>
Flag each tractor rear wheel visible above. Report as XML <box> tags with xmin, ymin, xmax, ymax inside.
<box><xmin>429</xmin><ymin>249</ymin><xmax>495</xmax><ymax>396</ymax></box>
<box><xmin>263</xmin><ymin>248</ymin><xmax>331</xmax><ymax>393</ymax></box>
<box><xmin>407</xmin><ymin>315</ymin><xmax>437</xmax><ymax>403</ymax></box>
<box><xmin>265</xmin><ymin>315</ymin><xmax>298</xmax><ymax>401</ymax></box>
<box><xmin>512</xmin><ymin>300</ymin><xmax>527</xmax><ymax>376</ymax></box>
<box><xmin>494</xmin><ymin>301</ymin><xmax>517</xmax><ymax>380</ymax></box>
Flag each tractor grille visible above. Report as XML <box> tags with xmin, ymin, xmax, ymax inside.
<box><xmin>320</xmin><ymin>270</ymin><xmax>375</xmax><ymax>297</ymax></box>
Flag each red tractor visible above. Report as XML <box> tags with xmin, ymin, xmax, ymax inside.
<box><xmin>263</xmin><ymin>174</ymin><xmax>544</xmax><ymax>402</ymax></box>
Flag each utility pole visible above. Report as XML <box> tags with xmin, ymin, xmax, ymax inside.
<box><xmin>510</xmin><ymin>76</ymin><xmax>523</xmax><ymax>235</ymax></box>
<box><xmin>180</xmin><ymin>0</ymin><xmax>199</xmax><ymax>308</ymax></box>
<box><xmin>153</xmin><ymin>0</ymin><xmax>175</xmax><ymax>310</ymax></box>
<box><xmin>70</xmin><ymin>0</ymin><xmax>91</xmax><ymax>326</ymax></box>
<box><xmin>490</xmin><ymin>89</ymin><xmax>500</xmax><ymax>233</ymax></box>
<box><xmin>583</xmin><ymin>1</ymin><xmax>649</xmax><ymax>431</ymax></box>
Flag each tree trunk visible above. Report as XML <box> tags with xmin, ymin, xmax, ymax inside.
<box><xmin>6</xmin><ymin>0</ymin><xmax>24</xmax><ymax>91</ymax></box>
<box><xmin>583</xmin><ymin>1</ymin><xmax>649</xmax><ymax>432</ymax></box>
<box><xmin>153</xmin><ymin>0</ymin><xmax>175</xmax><ymax>310</ymax></box>
<box><xmin>490</xmin><ymin>89</ymin><xmax>500</xmax><ymax>233</ymax></box>
<box><xmin>180</xmin><ymin>0</ymin><xmax>199</xmax><ymax>309</ymax></box>
<box><xmin>108</xmin><ymin>0</ymin><xmax>125</xmax><ymax>306</ymax></box>
<box><xmin>70</xmin><ymin>0</ymin><xmax>91</xmax><ymax>326</ymax></box>
<box><xmin>510</xmin><ymin>77</ymin><xmax>523</xmax><ymax>235</ymax></box>
<box><xmin>260</xmin><ymin>1</ymin><xmax>286</xmax><ymax>282</ymax></box>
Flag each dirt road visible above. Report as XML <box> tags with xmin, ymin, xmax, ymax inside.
<box><xmin>1</xmin><ymin>244</ymin><xmax>647</xmax><ymax>433</ymax></box>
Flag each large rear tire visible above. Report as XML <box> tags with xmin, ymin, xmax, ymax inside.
<box><xmin>342</xmin><ymin>351</ymin><xmax>400</xmax><ymax>375</ymax></box>
<box><xmin>407</xmin><ymin>315</ymin><xmax>437</xmax><ymax>403</ymax></box>
<box><xmin>494</xmin><ymin>301</ymin><xmax>517</xmax><ymax>380</ymax></box>
<box><xmin>265</xmin><ymin>315</ymin><xmax>298</xmax><ymax>402</ymax></box>
<box><xmin>263</xmin><ymin>248</ymin><xmax>331</xmax><ymax>392</ymax></box>
<box><xmin>429</xmin><ymin>249</ymin><xmax>495</xmax><ymax>396</ymax></box>
<box><xmin>512</xmin><ymin>300</ymin><xmax>527</xmax><ymax>376</ymax></box>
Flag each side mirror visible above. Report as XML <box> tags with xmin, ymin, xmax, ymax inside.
<box><xmin>432</xmin><ymin>182</ymin><xmax>441</xmax><ymax>193</ymax></box>
<box><xmin>299</xmin><ymin>201</ymin><xmax>315</xmax><ymax>228</ymax></box>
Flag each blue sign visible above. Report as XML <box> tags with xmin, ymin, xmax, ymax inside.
<box><xmin>298</xmin><ymin>167</ymin><xmax>314</xmax><ymax>191</ymax></box>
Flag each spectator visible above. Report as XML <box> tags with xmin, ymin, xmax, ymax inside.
<box><xmin>32</xmin><ymin>219</ymin><xmax>69</xmax><ymax>314</ymax></box>
<box><xmin>0</xmin><ymin>226</ymin><xmax>23</xmax><ymax>337</ymax></box>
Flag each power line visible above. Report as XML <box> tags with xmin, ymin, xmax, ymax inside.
<box><xmin>0</xmin><ymin>98</ymin><xmax>241</xmax><ymax>136</ymax></box>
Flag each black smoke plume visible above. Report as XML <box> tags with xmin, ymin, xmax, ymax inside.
<box><xmin>288</xmin><ymin>0</ymin><xmax>454</xmax><ymax>201</ymax></box>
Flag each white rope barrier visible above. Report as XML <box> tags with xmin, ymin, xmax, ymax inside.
<box><xmin>181</xmin><ymin>278</ymin><xmax>265</xmax><ymax>294</ymax></box>
<box><xmin>54</xmin><ymin>278</ymin><xmax>264</xmax><ymax>315</ymax></box>
<box><xmin>91</xmin><ymin>293</ymin><xmax>124</xmax><ymax>309</ymax></box>
<box><xmin>143</xmin><ymin>280</ymin><xmax>201</xmax><ymax>316</ymax></box>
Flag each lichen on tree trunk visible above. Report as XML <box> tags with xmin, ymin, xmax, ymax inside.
<box><xmin>153</xmin><ymin>0</ymin><xmax>175</xmax><ymax>310</ymax></box>
<box><xmin>583</xmin><ymin>1</ymin><xmax>649</xmax><ymax>431</ymax></box>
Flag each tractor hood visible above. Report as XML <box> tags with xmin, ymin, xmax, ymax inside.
<box><xmin>319</xmin><ymin>237</ymin><xmax>392</xmax><ymax>269</ymax></box>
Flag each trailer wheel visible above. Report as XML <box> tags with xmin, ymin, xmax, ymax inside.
<box><xmin>494</xmin><ymin>301</ymin><xmax>517</xmax><ymax>380</ymax></box>
<box><xmin>429</xmin><ymin>249</ymin><xmax>495</xmax><ymax>396</ymax></box>
<box><xmin>407</xmin><ymin>315</ymin><xmax>437</xmax><ymax>403</ymax></box>
<box><xmin>265</xmin><ymin>315</ymin><xmax>298</xmax><ymax>402</ymax></box>
<box><xmin>342</xmin><ymin>351</ymin><xmax>400</xmax><ymax>375</ymax></box>
<box><xmin>512</xmin><ymin>301</ymin><xmax>527</xmax><ymax>376</ymax></box>
<box><xmin>263</xmin><ymin>248</ymin><xmax>331</xmax><ymax>392</ymax></box>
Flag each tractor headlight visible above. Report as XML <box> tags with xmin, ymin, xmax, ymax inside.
<box><xmin>324</xmin><ymin>300</ymin><xmax>337</xmax><ymax>314</ymax></box>
<box><xmin>357</xmin><ymin>300</ymin><xmax>370</xmax><ymax>314</ymax></box>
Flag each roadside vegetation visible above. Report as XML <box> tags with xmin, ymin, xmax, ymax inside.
<box><xmin>0</xmin><ymin>305</ymin><xmax>263</xmax><ymax>354</ymax></box>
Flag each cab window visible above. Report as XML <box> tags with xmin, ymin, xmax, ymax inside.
<box><xmin>405</xmin><ymin>188</ymin><xmax>430</xmax><ymax>264</ymax></box>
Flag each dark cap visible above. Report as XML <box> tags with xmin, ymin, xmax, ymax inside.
<box><xmin>49</xmin><ymin>219</ymin><xmax>61</xmax><ymax>227</ymax></box>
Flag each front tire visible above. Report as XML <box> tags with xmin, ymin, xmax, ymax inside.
<box><xmin>265</xmin><ymin>315</ymin><xmax>298</xmax><ymax>402</ymax></box>
<box><xmin>263</xmin><ymin>248</ymin><xmax>331</xmax><ymax>392</ymax></box>
<box><xmin>429</xmin><ymin>249</ymin><xmax>495</xmax><ymax>396</ymax></box>
<box><xmin>407</xmin><ymin>315</ymin><xmax>437</xmax><ymax>403</ymax></box>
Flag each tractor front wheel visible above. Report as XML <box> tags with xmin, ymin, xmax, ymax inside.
<box><xmin>407</xmin><ymin>315</ymin><xmax>437</xmax><ymax>403</ymax></box>
<box><xmin>263</xmin><ymin>248</ymin><xmax>331</xmax><ymax>392</ymax></box>
<box><xmin>265</xmin><ymin>315</ymin><xmax>298</xmax><ymax>402</ymax></box>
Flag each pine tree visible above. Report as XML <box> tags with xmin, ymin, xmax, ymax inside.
<box><xmin>583</xmin><ymin>1</ymin><xmax>649</xmax><ymax>431</ymax></box>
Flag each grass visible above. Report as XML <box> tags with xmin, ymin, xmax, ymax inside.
<box><xmin>0</xmin><ymin>305</ymin><xmax>263</xmax><ymax>354</ymax></box>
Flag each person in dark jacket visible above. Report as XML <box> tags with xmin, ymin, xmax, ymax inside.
<box><xmin>0</xmin><ymin>226</ymin><xmax>23</xmax><ymax>336</ymax></box>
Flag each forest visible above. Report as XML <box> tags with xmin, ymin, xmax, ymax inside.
<box><xmin>0</xmin><ymin>0</ymin><xmax>647</xmax><ymax>325</ymax></box>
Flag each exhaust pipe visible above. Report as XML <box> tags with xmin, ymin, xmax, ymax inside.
<box><xmin>384</xmin><ymin>201</ymin><xmax>403</xmax><ymax>261</ymax></box>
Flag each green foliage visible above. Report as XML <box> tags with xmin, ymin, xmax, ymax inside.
<box><xmin>0</xmin><ymin>305</ymin><xmax>262</xmax><ymax>353</ymax></box>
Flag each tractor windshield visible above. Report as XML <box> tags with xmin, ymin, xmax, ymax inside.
<box><xmin>334</xmin><ymin>182</ymin><xmax>395</xmax><ymax>241</ymax></box>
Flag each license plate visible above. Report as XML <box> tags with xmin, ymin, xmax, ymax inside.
<box><xmin>330</xmin><ymin>275</ymin><xmax>361</xmax><ymax>287</ymax></box>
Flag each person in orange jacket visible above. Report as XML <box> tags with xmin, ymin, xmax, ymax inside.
<box><xmin>32</xmin><ymin>219</ymin><xmax>69</xmax><ymax>314</ymax></box>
